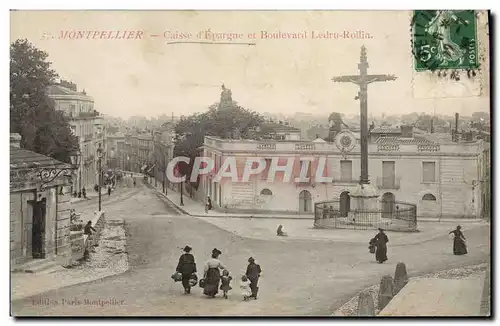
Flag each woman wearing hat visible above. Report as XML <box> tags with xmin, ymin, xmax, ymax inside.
<box><xmin>449</xmin><ymin>225</ymin><xmax>468</xmax><ymax>255</ymax></box>
<box><xmin>373</xmin><ymin>228</ymin><xmax>389</xmax><ymax>263</ymax></box>
<box><xmin>202</xmin><ymin>248</ymin><xmax>225</xmax><ymax>298</ymax></box>
<box><xmin>176</xmin><ymin>246</ymin><xmax>197</xmax><ymax>294</ymax></box>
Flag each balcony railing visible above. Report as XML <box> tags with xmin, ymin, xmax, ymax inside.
<box><xmin>257</xmin><ymin>143</ymin><xmax>276</xmax><ymax>150</ymax></box>
<box><xmin>417</xmin><ymin>144</ymin><xmax>440</xmax><ymax>152</ymax></box>
<box><xmin>377</xmin><ymin>144</ymin><xmax>400</xmax><ymax>152</ymax></box>
<box><xmin>78</xmin><ymin>110</ymin><xmax>100</xmax><ymax>118</ymax></box>
<box><xmin>376</xmin><ymin>176</ymin><xmax>401</xmax><ymax>190</ymax></box>
<box><xmin>295</xmin><ymin>144</ymin><xmax>315</xmax><ymax>150</ymax></box>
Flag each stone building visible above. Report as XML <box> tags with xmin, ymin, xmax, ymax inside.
<box><xmin>10</xmin><ymin>134</ymin><xmax>73</xmax><ymax>269</ymax></box>
<box><xmin>47</xmin><ymin>82</ymin><xmax>106</xmax><ymax>193</ymax></box>
<box><xmin>200</xmin><ymin>126</ymin><xmax>490</xmax><ymax>219</ymax></box>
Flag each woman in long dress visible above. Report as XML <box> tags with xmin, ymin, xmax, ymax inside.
<box><xmin>449</xmin><ymin>225</ymin><xmax>468</xmax><ymax>255</ymax></box>
<box><xmin>203</xmin><ymin>248</ymin><xmax>225</xmax><ymax>298</ymax></box>
<box><xmin>374</xmin><ymin>228</ymin><xmax>389</xmax><ymax>263</ymax></box>
<box><xmin>176</xmin><ymin>245</ymin><xmax>197</xmax><ymax>294</ymax></box>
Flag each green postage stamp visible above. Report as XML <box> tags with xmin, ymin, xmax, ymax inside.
<box><xmin>412</xmin><ymin>10</ymin><xmax>479</xmax><ymax>71</ymax></box>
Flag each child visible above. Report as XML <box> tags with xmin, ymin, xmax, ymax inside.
<box><xmin>240</xmin><ymin>275</ymin><xmax>252</xmax><ymax>301</ymax></box>
<box><xmin>220</xmin><ymin>269</ymin><xmax>232</xmax><ymax>299</ymax></box>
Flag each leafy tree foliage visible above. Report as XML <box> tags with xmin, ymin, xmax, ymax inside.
<box><xmin>173</xmin><ymin>102</ymin><xmax>264</xmax><ymax>184</ymax></box>
<box><xmin>10</xmin><ymin>39</ymin><xmax>78</xmax><ymax>163</ymax></box>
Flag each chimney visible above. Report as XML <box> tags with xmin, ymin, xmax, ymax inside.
<box><xmin>430</xmin><ymin>118</ymin><xmax>434</xmax><ymax>133</ymax></box>
<box><xmin>10</xmin><ymin>133</ymin><xmax>21</xmax><ymax>148</ymax></box>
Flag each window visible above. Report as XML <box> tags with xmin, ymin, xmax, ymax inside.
<box><xmin>422</xmin><ymin>162</ymin><xmax>436</xmax><ymax>183</ymax></box>
<box><xmin>260</xmin><ymin>189</ymin><xmax>272</xmax><ymax>196</ymax></box>
<box><xmin>299</xmin><ymin>160</ymin><xmax>312</xmax><ymax>178</ymax></box>
<box><xmin>340</xmin><ymin>160</ymin><xmax>352</xmax><ymax>181</ymax></box>
<box><xmin>422</xmin><ymin>193</ymin><xmax>436</xmax><ymax>201</ymax></box>
<box><xmin>261</xmin><ymin>159</ymin><xmax>272</xmax><ymax>180</ymax></box>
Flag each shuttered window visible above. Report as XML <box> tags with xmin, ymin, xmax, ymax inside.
<box><xmin>340</xmin><ymin>160</ymin><xmax>352</xmax><ymax>181</ymax></box>
<box><xmin>422</xmin><ymin>162</ymin><xmax>436</xmax><ymax>183</ymax></box>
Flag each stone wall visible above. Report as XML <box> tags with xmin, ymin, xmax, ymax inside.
<box><xmin>83</xmin><ymin>210</ymin><xmax>106</xmax><ymax>250</ymax></box>
<box><xmin>70</xmin><ymin>230</ymin><xmax>85</xmax><ymax>263</ymax></box>
<box><xmin>55</xmin><ymin>190</ymin><xmax>72</xmax><ymax>265</ymax></box>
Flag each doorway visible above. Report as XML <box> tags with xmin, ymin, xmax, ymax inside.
<box><xmin>299</xmin><ymin>190</ymin><xmax>312</xmax><ymax>213</ymax></box>
<box><xmin>31</xmin><ymin>198</ymin><xmax>47</xmax><ymax>259</ymax></box>
<box><xmin>381</xmin><ymin>192</ymin><xmax>395</xmax><ymax>218</ymax></box>
<box><xmin>339</xmin><ymin>191</ymin><xmax>350</xmax><ymax>217</ymax></box>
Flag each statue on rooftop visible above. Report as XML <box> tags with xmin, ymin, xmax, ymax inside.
<box><xmin>219</xmin><ymin>84</ymin><xmax>233</xmax><ymax>110</ymax></box>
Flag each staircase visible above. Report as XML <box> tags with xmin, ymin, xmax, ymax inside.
<box><xmin>12</xmin><ymin>259</ymin><xmax>65</xmax><ymax>274</ymax></box>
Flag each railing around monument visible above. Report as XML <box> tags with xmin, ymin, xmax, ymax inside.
<box><xmin>314</xmin><ymin>200</ymin><xmax>418</xmax><ymax>232</ymax></box>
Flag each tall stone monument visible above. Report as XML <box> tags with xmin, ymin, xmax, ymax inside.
<box><xmin>332</xmin><ymin>46</ymin><xmax>397</xmax><ymax>223</ymax></box>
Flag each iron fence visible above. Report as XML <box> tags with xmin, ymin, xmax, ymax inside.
<box><xmin>314</xmin><ymin>200</ymin><xmax>418</xmax><ymax>232</ymax></box>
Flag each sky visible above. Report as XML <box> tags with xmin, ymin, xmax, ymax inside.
<box><xmin>10</xmin><ymin>10</ymin><xmax>490</xmax><ymax>119</ymax></box>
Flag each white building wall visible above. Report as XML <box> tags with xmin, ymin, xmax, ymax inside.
<box><xmin>202</xmin><ymin>137</ymin><xmax>485</xmax><ymax>218</ymax></box>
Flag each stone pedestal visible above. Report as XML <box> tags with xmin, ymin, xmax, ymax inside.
<box><xmin>348</xmin><ymin>183</ymin><xmax>382</xmax><ymax>224</ymax></box>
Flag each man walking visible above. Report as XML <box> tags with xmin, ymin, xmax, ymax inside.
<box><xmin>246</xmin><ymin>257</ymin><xmax>262</xmax><ymax>300</ymax></box>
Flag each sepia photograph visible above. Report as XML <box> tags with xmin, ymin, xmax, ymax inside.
<box><xmin>8</xmin><ymin>9</ymin><xmax>491</xmax><ymax>317</ymax></box>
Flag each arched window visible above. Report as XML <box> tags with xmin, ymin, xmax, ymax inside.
<box><xmin>260</xmin><ymin>188</ymin><xmax>272</xmax><ymax>196</ymax></box>
<box><xmin>422</xmin><ymin>193</ymin><xmax>436</xmax><ymax>201</ymax></box>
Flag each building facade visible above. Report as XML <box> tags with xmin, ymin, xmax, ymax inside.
<box><xmin>10</xmin><ymin>134</ymin><xmax>73</xmax><ymax>269</ymax></box>
<box><xmin>200</xmin><ymin>131</ymin><xmax>490</xmax><ymax>219</ymax></box>
<box><xmin>47</xmin><ymin>82</ymin><xmax>106</xmax><ymax>193</ymax></box>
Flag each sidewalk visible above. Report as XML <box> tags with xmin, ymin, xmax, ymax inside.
<box><xmin>379</xmin><ymin>274</ymin><xmax>485</xmax><ymax>316</ymax></box>
<box><xmin>70</xmin><ymin>187</ymin><xmax>118</xmax><ymax>204</ymax></box>
<box><xmin>11</xmin><ymin>218</ymin><xmax>128</xmax><ymax>302</ymax></box>
<box><xmin>147</xmin><ymin>182</ymin><xmax>488</xmax><ymax>245</ymax></box>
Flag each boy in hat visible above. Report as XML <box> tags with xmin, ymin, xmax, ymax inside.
<box><xmin>176</xmin><ymin>245</ymin><xmax>197</xmax><ymax>294</ymax></box>
<box><xmin>245</xmin><ymin>257</ymin><xmax>262</xmax><ymax>299</ymax></box>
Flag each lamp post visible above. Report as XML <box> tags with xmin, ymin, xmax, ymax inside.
<box><xmin>180</xmin><ymin>181</ymin><xmax>184</xmax><ymax>206</ymax></box>
<box><xmin>96</xmin><ymin>144</ymin><xmax>104</xmax><ymax>212</ymax></box>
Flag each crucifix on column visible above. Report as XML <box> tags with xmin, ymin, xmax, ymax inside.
<box><xmin>332</xmin><ymin>46</ymin><xmax>397</xmax><ymax>185</ymax></box>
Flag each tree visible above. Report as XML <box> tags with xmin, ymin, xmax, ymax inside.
<box><xmin>173</xmin><ymin>102</ymin><xmax>264</xmax><ymax>188</ymax></box>
<box><xmin>10</xmin><ymin>39</ymin><xmax>78</xmax><ymax>163</ymax></box>
<box><xmin>328</xmin><ymin>112</ymin><xmax>348</xmax><ymax>132</ymax></box>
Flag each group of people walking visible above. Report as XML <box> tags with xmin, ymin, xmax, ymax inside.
<box><xmin>368</xmin><ymin>225</ymin><xmax>468</xmax><ymax>263</ymax></box>
<box><xmin>175</xmin><ymin>246</ymin><xmax>262</xmax><ymax>301</ymax></box>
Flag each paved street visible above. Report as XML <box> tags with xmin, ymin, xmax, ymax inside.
<box><xmin>11</xmin><ymin>182</ymin><xmax>490</xmax><ymax>316</ymax></box>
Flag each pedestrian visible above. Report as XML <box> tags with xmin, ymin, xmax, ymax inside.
<box><xmin>84</xmin><ymin>221</ymin><xmax>97</xmax><ymax>251</ymax></box>
<box><xmin>82</xmin><ymin>187</ymin><xmax>86</xmax><ymax>199</ymax></box>
<box><xmin>240</xmin><ymin>275</ymin><xmax>252</xmax><ymax>301</ymax></box>
<box><xmin>245</xmin><ymin>257</ymin><xmax>262</xmax><ymax>299</ymax></box>
<box><xmin>373</xmin><ymin>228</ymin><xmax>389</xmax><ymax>263</ymax></box>
<box><xmin>133</xmin><ymin>179</ymin><xmax>136</xmax><ymax>187</ymax></box>
<box><xmin>449</xmin><ymin>225</ymin><xmax>468</xmax><ymax>255</ymax></box>
<box><xmin>276</xmin><ymin>225</ymin><xmax>287</xmax><ymax>237</ymax></box>
<box><xmin>176</xmin><ymin>245</ymin><xmax>197</xmax><ymax>294</ymax></box>
<box><xmin>108</xmin><ymin>186</ymin><xmax>112</xmax><ymax>197</ymax></box>
<box><xmin>202</xmin><ymin>248</ymin><xmax>225</xmax><ymax>298</ymax></box>
<box><xmin>368</xmin><ymin>237</ymin><xmax>376</xmax><ymax>254</ymax></box>
<box><xmin>207</xmin><ymin>196</ymin><xmax>212</xmax><ymax>210</ymax></box>
<box><xmin>220</xmin><ymin>269</ymin><xmax>232</xmax><ymax>299</ymax></box>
